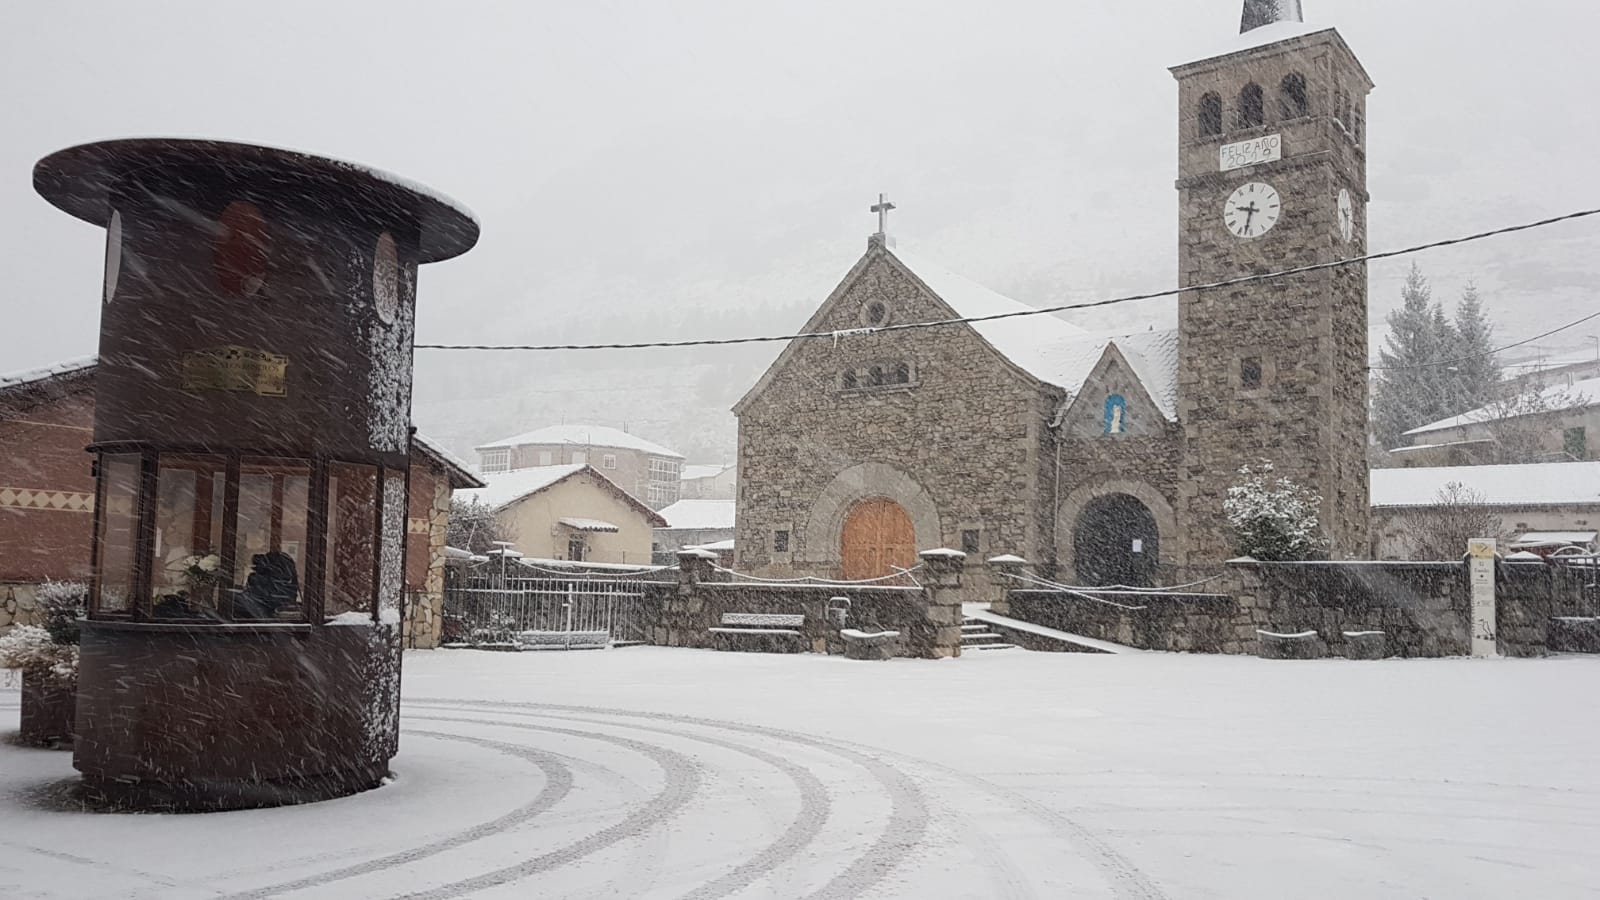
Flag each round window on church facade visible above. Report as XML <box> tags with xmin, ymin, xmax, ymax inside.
<box><xmin>861</xmin><ymin>298</ymin><xmax>890</xmax><ymax>327</ymax></box>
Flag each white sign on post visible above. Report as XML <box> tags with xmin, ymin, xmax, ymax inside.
<box><xmin>1468</xmin><ymin>538</ymin><xmax>1498</xmax><ymax>657</ymax></box>
<box><xmin>1220</xmin><ymin>134</ymin><xmax>1282</xmax><ymax>172</ymax></box>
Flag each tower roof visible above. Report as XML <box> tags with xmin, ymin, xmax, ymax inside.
<box><xmin>1241</xmin><ymin>0</ymin><xmax>1304</xmax><ymax>34</ymax></box>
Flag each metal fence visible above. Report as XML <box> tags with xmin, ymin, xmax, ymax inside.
<box><xmin>441</xmin><ymin>569</ymin><xmax>652</xmax><ymax>649</ymax></box>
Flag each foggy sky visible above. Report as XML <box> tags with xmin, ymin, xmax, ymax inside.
<box><xmin>3</xmin><ymin>0</ymin><xmax>1598</xmax><ymax>383</ymax></box>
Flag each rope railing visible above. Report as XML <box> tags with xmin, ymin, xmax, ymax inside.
<box><xmin>707</xmin><ymin>563</ymin><xmax>924</xmax><ymax>588</ymax></box>
<box><xmin>996</xmin><ymin>571</ymin><xmax>1149</xmax><ymax>610</ymax></box>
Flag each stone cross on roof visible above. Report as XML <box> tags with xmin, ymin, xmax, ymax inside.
<box><xmin>870</xmin><ymin>193</ymin><xmax>896</xmax><ymax>237</ymax></box>
<box><xmin>1241</xmin><ymin>0</ymin><xmax>1304</xmax><ymax>33</ymax></box>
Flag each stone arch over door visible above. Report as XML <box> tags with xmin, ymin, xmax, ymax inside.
<box><xmin>803</xmin><ymin>462</ymin><xmax>941</xmax><ymax>571</ymax></box>
<box><xmin>1057</xmin><ymin>480</ymin><xmax>1179</xmax><ymax>581</ymax></box>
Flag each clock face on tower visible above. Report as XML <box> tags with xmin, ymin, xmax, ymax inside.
<box><xmin>1222</xmin><ymin>182</ymin><xmax>1281</xmax><ymax>239</ymax></box>
<box><xmin>1337</xmin><ymin>188</ymin><xmax>1355</xmax><ymax>243</ymax></box>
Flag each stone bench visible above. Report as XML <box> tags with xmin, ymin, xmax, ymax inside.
<box><xmin>1339</xmin><ymin>630</ymin><xmax>1389</xmax><ymax>660</ymax></box>
<box><xmin>709</xmin><ymin>613</ymin><xmax>808</xmax><ymax>653</ymax></box>
<box><xmin>840</xmin><ymin>628</ymin><xmax>902</xmax><ymax>661</ymax></box>
<box><xmin>1550</xmin><ymin>617</ymin><xmax>1600</xmax><ymax>654</ymax></box>
<box><xmin>517</xmin><ymin>630</ymin><xmax>610</xmax><ymax>651</ymax></box>
<box><xmin>1256</xmin><ymin>629</ymin><xmax>1328</xmax><ymax>660</ymax></box>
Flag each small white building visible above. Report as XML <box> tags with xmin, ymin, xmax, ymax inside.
<box><xmin>652</xmin><ymin>498</ymin><xmax>736</xmax><ymax>564</ymax></box>
<box><xmin>679</xmin><ymin>463</ymin><xmax>736</xmax><ymax>501</ymax></box>
<box><xmin>1370</xmin><ymin>461</ymin><xmax>1600</xmax><ymax>559</ymax></box>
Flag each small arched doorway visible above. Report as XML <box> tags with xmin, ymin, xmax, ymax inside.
<box><xmin>841</xmin><ymin>497</ymin><xmax>916</xmax><ymax>580</ymax></box>
<box><xmin>1073</xmin><ymin>493</ymin><xmax>1159</xmax><ymax>587</ymax></box>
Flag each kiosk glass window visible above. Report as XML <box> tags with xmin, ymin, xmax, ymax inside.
<box><xmin>235</xmin><ymin>458</ymin><xmax>311</xmax><ymax>620</ymax></box>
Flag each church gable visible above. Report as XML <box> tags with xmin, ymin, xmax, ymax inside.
<box><xmin>734</xmin><ymin>243</ymin><xmax>1047</xmax><ymax>417</ymax></box>
<box><xmin>1059</xmin><ymin>342</ymin><xmax>1172</xmax><ymax>439</ymax></box>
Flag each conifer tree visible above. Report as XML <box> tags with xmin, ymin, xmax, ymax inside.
<box><xmin>1452</xmin><ymin>282</ymin><xmax>1501</xmax><ymax>412</ymax></box>
<box><xmin>1373</xmin><ymin>264</ymin><xmax>1456</xmax><ymax>447</ymax></box>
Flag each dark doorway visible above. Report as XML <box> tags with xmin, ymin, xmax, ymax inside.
<box><xmin>1073</xmin><ymin>494</ymin><xmax>1159</xmax><ymax>587</ymax></box>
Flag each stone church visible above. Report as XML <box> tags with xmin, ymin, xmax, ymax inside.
<box><xmin>734</xmin><ymin>3</ymin><xmax>1373</xmax><ymax>587</ymax></box>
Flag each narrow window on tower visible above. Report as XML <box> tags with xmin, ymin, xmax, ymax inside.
<box><xmin>1198</xmin><ymin>92</ymin><xmax>1224</xmax><ymax>138</ymax></box>
<box><xmin>1241</xmin><ymin>357</ymin><xmax>1264</xmax><ymax>391</ymax></box>
<box><xmin>1279</xmin><ymin>73</ymin><xmax>1309</xmax><ymax>119</ymax></box>
<box><xmin>773</xmin><ymin>529</ymin><xmax>790</xmax><ymax>553</ymax></box>
<box><xmin>961</xmin><ymin>530</ymin><xmax>981</xmax><ymax>555</ymax></box>
<box><xmin>1237</xmin><ymin>83</ymin><xmax>1265</xmax><ymax>128</ymax></box>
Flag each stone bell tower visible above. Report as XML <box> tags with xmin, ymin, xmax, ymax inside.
<box><xmin>1171</xmin><ymin>4</ymin><xmax>1374</xmax><ymax>561</ymax></box>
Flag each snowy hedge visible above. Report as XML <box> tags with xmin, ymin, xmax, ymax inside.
<box><xmin>1223</xmin><ymin>462</ymin><xmax>1327</xmax><ymax>562</ymax></box>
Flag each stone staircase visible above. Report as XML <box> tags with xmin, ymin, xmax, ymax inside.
<box><xmin>961</xmin><ymin>618</ymin><xmax>1017</xmax><ymax>651</ymax></box>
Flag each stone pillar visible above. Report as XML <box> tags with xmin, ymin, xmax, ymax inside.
<box><xmin>919</xmin><ymin>548</ymin><xmax>966</xmax><ymax>659</ymax></box>
<box><xmin>985</xmin><ymin>554</ymin><xmax>1031</xmax><ymax>617</ymax></box>
<box><xmin>663</xmin><ymin>549</ymin><xmax>716</xmax><ymax>646</ymax></box>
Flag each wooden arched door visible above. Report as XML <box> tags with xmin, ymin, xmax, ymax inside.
<box><xmin>841</xmin><ymin>498</ymin><xmax>916</xmax><ymax>580</ymax></box>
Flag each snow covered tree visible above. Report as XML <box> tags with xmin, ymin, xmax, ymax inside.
<box><xmin>447</xmin><ymin>497</ymin><xmax>516</xmax><ymax>555</ymax></box>
<box><xmin>1373</xmin><ymin>265</ymin><xmax>1464</xmax><ymax>448</ymax></box>
<box><xmin>1223</xmin><ymin>461</ymin><xmax>1327</xmax><ymax>561</ymax></box>
<box><xmin>1400</xmin><ymin>482</ymin><xmax>1501</xmax><ymax>560</ymax></box>
<box><xmin>1451</xmin><ymin>282</ymin><xmax>1501</xmax><ymax>412</ymax></box>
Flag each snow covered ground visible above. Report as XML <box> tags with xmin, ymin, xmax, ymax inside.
<box><xmin>3</xmin><ymin>648</ymin><xmax>1598</xmax><ymax>899</ymax></box>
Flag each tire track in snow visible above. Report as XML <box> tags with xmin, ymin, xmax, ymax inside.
<box><xmin>217</xmin><ymin>729</ymin><xmax>575</xmax><ymax>899</ymax></box>
<box><xmin>415</xmin><ymin>698</ymin><xmax>935</xmax><ymax>900</ymax></box>
<box><xmin>421</xmin><ymin>699</ymin><xmax>1153</xmax><ymax>900</ymax></box>
<box><xmin>390</xmin><ymin>716</ymin><xmax>703</xmax><ymax>900</ymax></box>
<box><xmin>410</xmin><ymin>705</ymin><xmax>833</xmax><ymax>900</ymax></box>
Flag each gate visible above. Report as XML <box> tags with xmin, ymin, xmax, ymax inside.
<box><xmin>441</xmin><ymin>569</ymin><xmax>651</xmax><ymax>650</ymax></box>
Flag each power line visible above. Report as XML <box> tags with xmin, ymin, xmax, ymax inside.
<box><xmin>1370</xmin><ymin>309</ymin><xmax>1600</xmax><ymax>372</ymax></box>
<box><xmin>414</xmin><ymin>206</ymin><xmax>1600</xmax><ymax>360</ymax></box>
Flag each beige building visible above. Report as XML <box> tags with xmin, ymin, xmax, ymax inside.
<box><xmin>1393</xmin><ymin>376</ymin><xmax>1599</xmax><ymax>468</ymax></box>
<box><xmin>457</xmin><ymin>464</ymin><xmax>667</xmax><ymax>566</ymax></box>
<box><xmin>1371</xmin><ymin>462</ymin><xmax>1600</xmax><ymax>559</ymax></box>
<box><xmin>474</xmin><ymin>424</ymin><xmax>684</xmax><ymax>509</ymax></box>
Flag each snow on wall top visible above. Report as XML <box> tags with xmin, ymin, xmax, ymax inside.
<box><xmin>658</xmin><ymin>499</ymin><xmax>737</xmax><ymax>531</ymax></box>
<box><xmin>1404</xmin><ymin>376</ymin><xmax>1600</xmax><ymax>437</ymax></box>
<box><xmin>455</xmin><ymin>464</ymin><xmax>586</xmax><ymax>510</ymax></box>
<box><xmin>477</xmin><ymin>424</ymin><xmax>684</xmax><ymax>459</ymax></box>
<box><xmin>0</xmin><ymin>355</ymin><xmax>98</xmax><ymax>391</ymax></box>
<box><xmin>1370</xmin><ymin>461</ymin><xmax>1600</xmax><ymax>508</ymax></box>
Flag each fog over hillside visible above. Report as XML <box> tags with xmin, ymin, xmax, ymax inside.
<box><xmin>2</xmin><ymin>0</ymin><xmax>1596</xmax><ymax>463</ymax></box>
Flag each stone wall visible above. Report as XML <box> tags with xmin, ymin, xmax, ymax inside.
<box><xmin>402</xmin><ymin>470</ymin><xmax>453</xmax><ymax>649</ymax></box>
<box><xmin>0</xmin><ymin>582</ymin><xmax>44</xmax><ymax>633</ymax></box>
<box><xmin>644</xmin><ymin>549</ymin><xmax>966</xmax><ymax>659</ymax></box>
<box><xmin>1009</xmin><ymin>589</ymin><xmax>1244</xmax><ymax>654</ymax></box>
<box><xmin>1005</xmin><ymin>559</ymin><xmax>1593</xmax><ymax>658</ymax></box>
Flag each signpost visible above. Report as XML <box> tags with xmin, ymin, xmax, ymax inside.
<box><xmin>1468</xmin><ymin>538</ymin><xmax>1498</xmax><ymax>657</ymax></box>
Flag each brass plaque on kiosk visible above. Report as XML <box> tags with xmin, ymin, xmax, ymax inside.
<box><xmin>181</xmin><ymin>345</ymin><xmax>288</xmax><ymax>396</ymax></box>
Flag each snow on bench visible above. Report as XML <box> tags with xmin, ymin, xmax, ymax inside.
<box><xmin>516</xmin><ymin>630</ymin><xmax>611</xmax><ymax>651</ymax></box>
<box><xmin>709</xmin><ymin>612</ymin><xmax>805</xmax><ymax>636</ymax></box>
<box><xmin>708</xmin><ymin>612</ymin><xmax>808</xmax><ymax>653</ymax></box>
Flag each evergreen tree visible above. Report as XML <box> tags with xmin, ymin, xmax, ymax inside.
<box><xmin>1373</xmin><ymin>264</ymin><xmax>1456</xmax><ymax>447</ymax></box>
<box><xmin>1452</xmin><ymin>281</ymin><xmax>1501</xmax><ymax>412</ymax></box>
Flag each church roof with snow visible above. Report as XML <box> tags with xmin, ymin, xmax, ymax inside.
<box><xmin>885</xmin><ymin>247</ymin><xmax>1180</xmax><ymax>421</ymax></box>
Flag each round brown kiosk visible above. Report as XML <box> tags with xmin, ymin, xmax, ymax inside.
<box><xmin>33</xmin><ymin>139</ymin><xmax>478</xmax><ymax>811</ymax></box>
